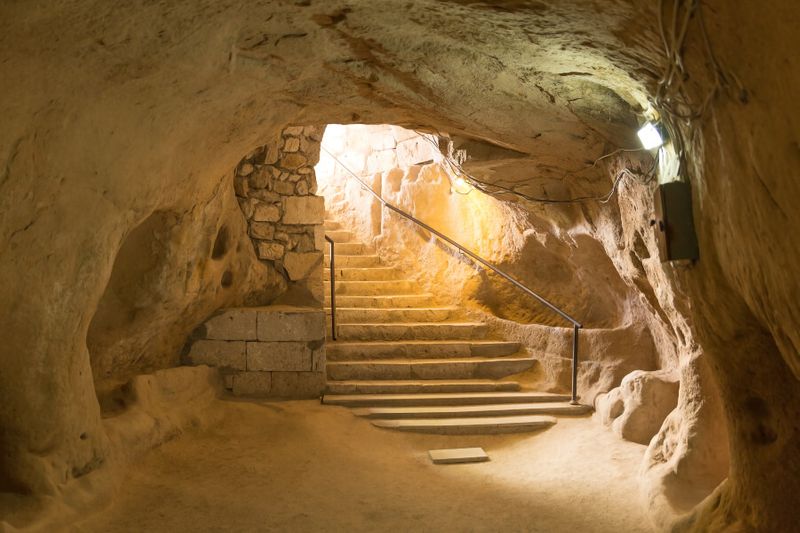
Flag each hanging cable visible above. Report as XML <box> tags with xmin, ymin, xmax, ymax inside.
<box><xmin>414</xmin><ymin>131</ymin><xmax>656</xmax><ymax>205</ymax></box>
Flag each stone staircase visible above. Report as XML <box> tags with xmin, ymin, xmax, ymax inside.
<box><xmin>322</xmin><ymin>217</ymin><xmax>590</xmax><ymax>434</ymax></box>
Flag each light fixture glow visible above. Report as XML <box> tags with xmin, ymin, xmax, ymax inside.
<box><xmin>451</xmin><ymin>175</ymin><xmax>473</xmax><ymax>195</ymax></box>
<box><xmin>637</xmin><ymin>122</ymin><xmax>665</xmax><ymax>150</ymax></box>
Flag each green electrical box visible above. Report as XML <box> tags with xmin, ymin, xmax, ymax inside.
<box><xmin>652</xmin><ymin>182</ymin><xmax>699</xmax><ymax>262</ymax></box>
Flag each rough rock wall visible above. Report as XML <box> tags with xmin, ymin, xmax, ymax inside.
<box><xmin>86</xmin><ymin>177</ymin><xmax>285</xmax><ymax>383</ymax></box>
<box><xmin>0</xmin><ymin>0</ymin><xmax>797</xmax><ymax>531</ymax></box>
<box><xmin>661</xmin><ymin>3</ymin><xmax>800</xmax><ymax>530</ymax></box>
<box><xmin>234</xmin><ymin>126</ymin><xmax>326</xmax><ymax>301</ymax></box>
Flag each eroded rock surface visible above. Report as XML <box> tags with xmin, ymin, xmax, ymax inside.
<box><xmin>596</xmin><ymin>370</ymin><xmax>679</xmax><ymax>445</ymax></box>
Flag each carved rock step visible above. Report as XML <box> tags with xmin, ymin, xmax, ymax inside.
<box><xmin>324</xmin><ymin>279</ymin><xmax>417</xmax><ymax>296</ymax></box>
<box><xmin>324</xmin><ymin>266</ymin><xmax>403</xmax><ymax>281</ymax></box>
<box><xmin>326</xmin><ymin>307</ymin><xmax>460</xmax><ymax>323</ymax></box>
<box><xmin>370</xmin><ymin>415</ymin><xmax>558</xmax><ymax>435</ymax></box>
<box><xmin>325</xmin><ymin>379</ymin><xmax>521</xmax><ymax>394</ymax></box>
<box><xmin>323</xmin><ymin>391</ymin><xmax>570</xmax><ymax>407</ymax></box>
<box><xmin>326</xmin><ymin>340</ymin><xmax>521</xmax><ymax>360</ymax></box>
<box><xmin>324</xmin><ymin>294</ymin><xmax>436</xmax><ymax>308</ymax></box>
<box><xmin>324</xmin><ymin>242</ymin><xmax>371</xmax><ymax>255</ymax></box>
<box><xmin>325</xmin><ymin>356</ymin><xmax>535</xmax><ymax>380</ymax></box>
<box><xmin>324</xmin><ymin>219</ymin><xmax>342</xmax><ymax>231</ymax></box>
<box><xmin>330</xmin><ymin>322</ymin><xmax>489</xmax><ymax>341</ymax></box>
<box><xmin>324</xmin><ymin>255</ymin><xmax>381</xmax><ymax>268</ymax></box>
<box><xmin>353</xmin><ymin>402</ymin><xmax>591</xmax><ymax>419</ymax></box>
<box><xmin>325</xmin><ymin>230</ymin><xmax>355</xmax><ymax>243</ymax></box>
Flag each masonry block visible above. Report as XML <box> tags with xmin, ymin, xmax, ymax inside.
<box><xmin>203</xmin><ymin>309</ymin><xmax>257</xmax><ymax>340</ymax></box>
<box><xmin>284</xmin><ymin>251</ymin><xmax>323</xmax><ymax>280</ymax></box>
<box><xmin>281</xmin><ymin>196</ymin><xmax>324</xmax><ymax>224</ymax></box>
<box><xmin>281</xmin><ymin>153</ymin><xmax>307</xmax><ymax>170</ymax></box>
<box><xmin>232</xmin><ymin>372</ymin><xmax>272</xmax><ymax>396</ymax></box>
<box><xmin>186</xmin><ymin>340</ymin><xmax>246</xmax><ymax>370</ymax></box>
<box><xmin>257</xmin><ymin>242</ymin><xmax>284</xmax><ymax>260</ymax></box>
<box><xmin>253</xmin><ymin>202</ymin><xmax>281</xmax><ymax>222</ymax></box>
<box><xmin>247</xmin><ymin>342</ymin><xmax>312</xmax><ymax>371</ymax></box>
<box><xmin>314</xmin><ymin>225</ymin><xmax>326</xmax><ymax>251</ymax></box>
<box><xmin>249</xmin><ymin>221</ymin><xmax>275</xmax><ymax>240</ymax></box>
<box><xmin>305</xmin><ymin>263</ymin><xmax>325</xmax><ymax>303</ymax></box>
<box><xmin>257</xmin><ymin>306</ymin><xmax>325</xmax><ymax>342</ymax></box>
<box><xmin>270</xmin><ymin>371</ymin><xmax>326</xmax><ymax>398</ymax></box>
<box><xmin>312</xmin><ymin>347</ymin><xmax>326</xmax><ymax>372</ymax></box>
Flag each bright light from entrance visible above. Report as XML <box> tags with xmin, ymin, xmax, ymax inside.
<box><xmin>637</xmin><ymin>122</ymin><xmax>665</xmax><ymax>150</ymax></box>
<box><xmin>451</xmin><ymin>175</ymin><xmax>473</xmax><ymax>195</ymax></box>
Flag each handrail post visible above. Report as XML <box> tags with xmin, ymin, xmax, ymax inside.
<box><xmin>325</xmin><ymin>235</ymin><xmax>336</xmax><ymax>341</ymax></box>
<box><xmin>570</xmin><ymin>325</ymin><xmax>580</xmax><ymax>405</ymax></box>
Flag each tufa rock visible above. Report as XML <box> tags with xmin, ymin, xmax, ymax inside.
<box><xmin>249</xmin><ymin>189</ymin><xmax>281</xmax><ymax>203</ymax></box>
<box><xmin>264</xmin><ymin>144</ymin><xmax>280</xmax><ymax>165</ymax></box>
<box><xmin>248</xmin><ymin>167</ymin><xmax>270</xmax><ymax>189</ymax></box>
<box><xmin>257</xmin><ymin>242</ymin><xmax>284</xmax><ymax>261</ymax></box>
<box><xmin>234</xmin><ymin>176</ymin><xmax>249</xmax><ymax>197</ymax></box>
<box><xmin>249</xmin><ymin>222</ymin><xmax>275</xmax><ymax>240</ymax></box>
<box><xmin>281</xmin><ymin>153</ymin><xmax>307</xmax><ymax>170</ymax></box>
<box><xmin>284</xmin><ymin>137</ymin><xmax>300</xmax><ymax>152</ymax></box>
<box><xmin>283</xmin><ymin>126</ymin><xmax>304</xmax><ymax>136</ymax></box>
<box><xmin>273</xmin><ymin>181</ymin><xmax>295</xmax><ymax>196</ymax></box>
<box><xmin>238</xmin><ymin>162</ymin><xmax>254</xmax><ymax>176</ymax></box>
<box><xmin>253</xmin><ymin>202</ymin><xmax>280</xmax><ymax>222</ymax></box>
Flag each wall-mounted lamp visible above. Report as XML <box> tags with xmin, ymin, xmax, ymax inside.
<box><xmin>637</xmin><ymin>122</ymin><xmax>667</xmax><ymax>150</ymax></box>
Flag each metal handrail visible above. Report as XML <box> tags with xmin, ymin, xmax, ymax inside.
<box><xmin>324</xmin><ymin>235</ymin><xmax>336</xmax><ymax>341</ymax></box>
<box><xmin>320</xmin><ymin>145</ymin><xmax>583</xmax><ymax>404</ymax></box>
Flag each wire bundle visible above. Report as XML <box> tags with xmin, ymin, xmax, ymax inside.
<box><xmin>416</xmin><ymin>131</ymin><xmax>656</xmax><ymax>205</ymax></box>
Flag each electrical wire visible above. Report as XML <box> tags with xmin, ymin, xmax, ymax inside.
<box><xmin>654</xmin><ymin>0</ymin><xmax>742</xmax><ymax>125</ymax></box>
<box><xmin>414</xmin><ymin>131</ymin><xmax>656</xmax><ymax>205</ymax></box>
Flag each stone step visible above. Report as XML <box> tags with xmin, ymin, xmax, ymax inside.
<box><xmin>323</xmin><ymin>391</ymin><xmax>570</xmax><ymax>407</ymax></box>
<box><xmin>370</xmin><ymin>415</ymin><xmax>557</xmax><ymax>435</ymax></box>
<box><xmin>325</xmin><ymin>356</ymin><xmax>535</xmax><ymax>380</ymax></box>
<box><xmin>324</xmin><ymin>280</ymin><xmax>417</xmax><ymax>296</ymax></box>
<box><xmin>326</xmin><ymin>340</ymin><xmax>521</xmax><ymax>360</ymax></box>
<box><xmin>324</xmin><ymin>219</ymin><xmax>342</xmax><ymax>230</ymax></box>
<box><xmin>326</xmin><ymin>307</ymin><xmax>460</xmax><ymax>323</ymax></box>
<box><xmin>353</xmin><ymin>402</ymin><xmax>591</xmax><ymax>419</ymax></box>
<box><xmin>330</xmin><ymin>322</ymin><xmax>489</xmax><ymax>341</ymax></box>
<box><xmin>324</xmin><ymin>294</ymin><xmax>436</xmax><ymax>308</ymax></box>
<box><xmin>324</xmin><ymin>267</ymin><xmax>402</xmax><ymax>282</ymax></box>
<box><xmin>324</xmin><ymin>255</ymin><xmax>381</xmax><ymax>268</ymax></box>
<box><xmin>324</xmin><ymin>242</ymin><xmax>371</xmax><ymax>255</ymax></box>
<box><xmin>324</xmin><ymin>379</ymin><xmax>522</xmax><ymax>394</ymax></box>
<box><xmin>325</xmin><ymin>230</ymin><xmax>355</xmax><ymax>243</ymax></box>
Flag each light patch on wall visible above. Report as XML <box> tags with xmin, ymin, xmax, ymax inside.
<box><xmin>315</xmin><ymin>123</ymin><xmax>526</xmax><ymax>264</ymax></box>
<box><xmin>451</xmin><ymin>175</ymin><xmax>474</xmax><ymax>195</ymax></box>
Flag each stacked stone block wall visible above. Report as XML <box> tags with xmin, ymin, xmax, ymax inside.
<box><xmin>184</xmin><ymin>306</ymin><xmax>326</xmax><ymax>398</ymax></box>
<box><xmin>235</xmin><ymin>126</ymin><xmax>326</xmax><ymax>301</ymax></box>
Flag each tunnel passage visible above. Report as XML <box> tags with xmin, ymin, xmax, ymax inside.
<box><xmin>0</xmin><ymin>1</ymin><xmax>797</xmax><ymax>532</ymax></box>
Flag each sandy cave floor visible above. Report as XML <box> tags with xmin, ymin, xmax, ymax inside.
<box><xmin>75</xmin><ymin>399</ymin><xmax>654</xmax><ymax>533</ymax></box>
